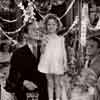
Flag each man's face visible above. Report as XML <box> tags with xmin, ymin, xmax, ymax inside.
<box><xmin>86</xmin><ymin>39</ymin><xmax>99</xmax><ymax>56</ymax></box>
<box><xmin>28</xmin><ymin>23</ymin><xmax>37</xmax><ymax>39</ymax></box>
<box><xmin>27</xmin><ymin>23</ymin><xmax>39</xmax><ymax>45</ymax></box>
<box><xmin>89</xmin><ymin>12</ymin><xmax>96</xmax><ymax>25</ymax></box>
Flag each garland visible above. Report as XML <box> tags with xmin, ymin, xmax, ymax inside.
<box><xmin>0</xmin><ymin>15</ymin><xmax>24</xmax><ymax>23</ymax></box>
<box><xmin>0</xmin><ymin>27</ymin><xmax>18</xmax><ymax>45</ymax></box>
<box><xmin>0</xmin><ymin>0</ymin><xmax>35</xmax><ymax>33</ymax></box>
<box><xmin>4</xmin><ymin>23</ymin><xmax>26</xmax><ymax>34</ymax></box>
<box><xmin>0</xmin><ymin>0</ymin><xmax>76</xmax><ymax>34</ymax></box>
<box><xmin>0</xmin><ymin>0</ymin><xmax>36</xmax><ymax>44</ymax></box>
<box><xmin>80</xmin><ymin>3</ymin><xmax>89</xmax><ymax>46</ymax></box>
<box><xmin>0</xmin><ymin>0</ymin><xmax>10</xmax><ymax>11</ymax></box>
<box><xmin>63</xmin><ymin>16</ymin><xmax>79</xmax><ymax>36</ymax></box>
<box><xmin>60</xmin><ymin>0</ymin><xmax>75</xmax><ymax>19</ymax></box>
<box><xmin>1</xmin><ymin>0</ymin><xmax>93</xmax><ymax>46</ymax></box>
<box><xmin>35</xmin><ymin>0</ymin><xmax>76</xmax><ymax>20</ymax></box>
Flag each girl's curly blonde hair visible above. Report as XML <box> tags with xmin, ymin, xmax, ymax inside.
<box><xmin>43</xmin><ymin>13</ymin><xmax>62</xmax><ymax>33</ymax></box>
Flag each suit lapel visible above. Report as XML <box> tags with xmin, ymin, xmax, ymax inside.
<box><xmin>24</xmin><ymin>44</ymin><xmax>40</xmax><ymax>65</ymax></box>
<box><xmin>23</xmin><ymin>45</ymin><xmax>36</xmax><ymax>59</ymax></box>
<box><xmin>90</xmin><ymin>55</ymin><xmax>100</xmax><ymax>65</ymax></box>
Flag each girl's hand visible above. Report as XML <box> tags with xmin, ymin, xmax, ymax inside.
<box><xmin>42</xmin><ymin>35</ymin><xmax>49</xmax><ymax>45</ymax></box>
<box><xmin>40</xmin><ymin>35</ymin><xmax>49</xmax><ymax>53</ymax></box>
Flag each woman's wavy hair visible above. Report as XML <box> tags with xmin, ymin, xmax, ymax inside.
<box><xmin>43</xmin><ymin>13</ymin><xmax>62</xmax><ymax>34</ymax></box>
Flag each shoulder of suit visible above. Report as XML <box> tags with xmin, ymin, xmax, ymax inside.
<box><xmin>91</xmin><ymin>55</ymin><xmax>100</xmax><ymax>69</ymax></box>
<box><xmin>90</xmin><ymin>55</ymin><xmax>100</xmax><ymax>69</ymax></box>
<box><xmin>96</xmin><ymin>55</ymin><xmax>100</xmax><ymax>62</ymax></box>
<box><xmin>13</xmin><ymin>45</ymin><xmax>28</xmax><ymax>55</ymax></box>
<box><xmin>90</xmin><ymin>55</ymin><xmax>100</xmax><ymax>77</ymax></box>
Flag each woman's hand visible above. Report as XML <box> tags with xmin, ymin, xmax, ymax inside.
<box><xmin>23</xmin><ymin>80</ymin><xmax>37</xmax><ymax>91</ymax></box>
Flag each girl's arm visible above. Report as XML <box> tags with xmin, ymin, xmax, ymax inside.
<box><xmin>40</xmin><ymin>35</ymin><xmax>49</xmax><ymax>54</ymax></box>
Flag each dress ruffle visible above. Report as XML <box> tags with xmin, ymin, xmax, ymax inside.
<box><xmin>38</xmin><ymin>35</ymin><xmax>68</xmax><ymax>75</ymax></box>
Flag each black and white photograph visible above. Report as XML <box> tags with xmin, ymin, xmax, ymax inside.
<box><xmin>0</xmin><ymin>0</ymin><xmax>100</xmax><ymax>100</ymax></box>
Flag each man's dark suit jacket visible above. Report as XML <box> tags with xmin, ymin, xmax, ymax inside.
<box><xmin>5</xmin><ymin>44</ymin><xmax>48</xmax><ymax>100</ymax></box>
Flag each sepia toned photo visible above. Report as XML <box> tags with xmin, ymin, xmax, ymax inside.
<box><xmin>0</xmin><ymin>0</ymin><xmax>100</xmax><ymax>100</ymax></box>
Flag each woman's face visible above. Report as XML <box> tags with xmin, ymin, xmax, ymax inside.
<box><xmin>47</xmin><ymin>19</ymin><xmax>58</xmax><ymax>34</ymax></box>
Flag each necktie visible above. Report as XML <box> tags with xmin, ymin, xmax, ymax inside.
<box><xmin>88</xmin><ymin>59</ymin><xmax>91</xmax><ymax>68</ymax></box>
<box><xmin>85</xmin><ymin>59</ymin><xmax>91</xmax><ymax>68</ymax></box>
<box><xmin>32</xmin><ymin>42</ymin><xmax>41</xmax><ymax>60</ymax></box>
<box><xmin>32</xmin><ymin>44</ymin><xmax>37</xmax><ymax>58</ymax></box>
<box><xmin>37</xmin><ymin>43</ymin><xmax>41</xmax><ymax>62</ymax></box>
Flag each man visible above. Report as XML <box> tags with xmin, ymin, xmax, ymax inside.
<box><xmin>86</xmin><ymin>34</ymin><xmax>100</xmax><ymax>78</ymax></box>
<box><xmin>5</xmin><ymin>22</ymin><xmax>48</xmax><ymax>100</ymax></box>
<box><xmin>85</xmin><ymin>32</ymin><xmax>100</xmax><ymax>100</ymax></box>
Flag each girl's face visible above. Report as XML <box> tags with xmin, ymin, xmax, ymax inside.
<box><xmin>47</xmin><ymin>19</ymin><xmax>58</xmax><ymax>34</ymax></box>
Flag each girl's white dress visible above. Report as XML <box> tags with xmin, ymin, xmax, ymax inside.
<box><xmin>38</xmin><ymin>34</ymin><xmax>68</xmax><ymax>75</ymax></box>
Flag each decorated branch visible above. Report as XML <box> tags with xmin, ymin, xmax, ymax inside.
<box><xmin>0</xmin><ymin>0</ymin><xmax>36</xmax><ymax>44</ymax></box>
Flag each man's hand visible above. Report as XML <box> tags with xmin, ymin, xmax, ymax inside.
<box><xmin>23</xmin><ymin>80</ymin><xmax>37</xmax><ymax>91</ymax></box>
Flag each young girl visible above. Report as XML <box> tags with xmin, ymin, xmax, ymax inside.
<box><xmin>38</xmin><ymin>14</ymin><xmax>68</xmax><ymax>100</ymax></box>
